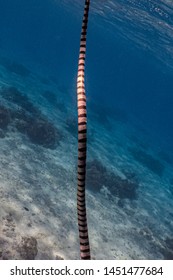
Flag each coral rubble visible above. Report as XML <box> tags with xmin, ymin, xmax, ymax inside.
<box><xmin>86</xmin><ymin>159</ymin><xmax>139</xmax><ymax>200</ymax></box>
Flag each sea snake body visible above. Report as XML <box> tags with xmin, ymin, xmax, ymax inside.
<box><xmin>77</xmin><ymin>0</ymin><xmax>91</xmax><ymax>260</ymax></box>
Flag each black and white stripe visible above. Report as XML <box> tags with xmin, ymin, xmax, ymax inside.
<box><xmin>77</xmin><ymin>0</ymin><xmax>91</xmax><ymax>260</ymax></box>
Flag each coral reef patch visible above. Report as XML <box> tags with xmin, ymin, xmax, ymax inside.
<box><xmin>0</xmin><ymin>86</ymin><xmax>63</xmax><ymax>149</ymax></box>
<box><xmin>17</xmin><ymin>236</ymin><xmax>38</xmax><ymax>260</ymax></box>
<box><xmin>0</xmin><ymin>86</ymin><xmax>39</xmax><ymax>116</ymax></box>
<box><xmin>26</xmin><ymin>118</ymin><xmax>62</xmax><ymax>149</ymax></box>
<box><xmin>86</xmin><ymin>159</ymin><xmax>139</xmax><ymax>200</ymax></box>
<box><xmin>128</xmin><ymin>147</ymin><xmax>165</xmax><ymax>176</ymax></box>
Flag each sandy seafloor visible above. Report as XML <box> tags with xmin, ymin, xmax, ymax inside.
<box><xmin>0</xmin><ymin>53</ymin><xmax>173</xmax><ymax>260</ymax></box>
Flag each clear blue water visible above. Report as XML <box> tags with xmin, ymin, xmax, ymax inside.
<box><xmin>0</xmin><ymin>0</ymin><xmax>173</xmax><ymax>259</ymax></box>
<box><xmin>1</xmin><ymin>0</ymin><xmax>172</xmax><ymax>148</ymax></box>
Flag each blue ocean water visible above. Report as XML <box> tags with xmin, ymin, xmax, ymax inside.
<box><xmin>0</xmin><ymin>0</ymin><xmax>173</xmax><ymax>259</ymax></box>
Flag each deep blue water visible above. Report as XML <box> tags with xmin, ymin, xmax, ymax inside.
<box><xmin>1</xmin><ymin>0</ymin><xmax>172</xmax><ymax>151</ymax></box>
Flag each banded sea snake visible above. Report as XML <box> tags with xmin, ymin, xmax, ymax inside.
<box><xmin>76</xmin><ymin>0</ymin><xmax>91</xmax><ymax>260</ymax></box>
